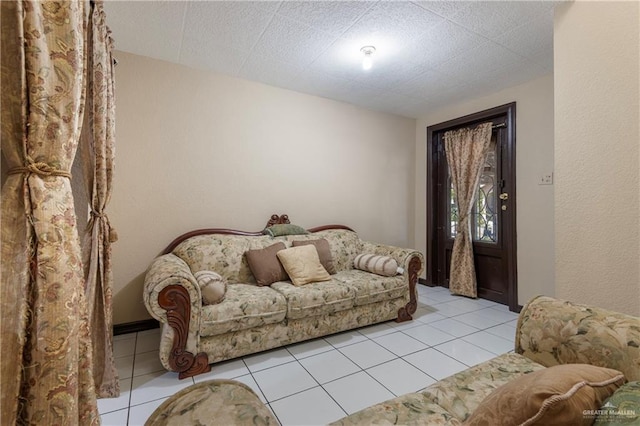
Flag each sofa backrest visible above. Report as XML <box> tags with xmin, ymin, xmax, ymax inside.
<box><xmin>171</xmin><ymin>229</ymin><xmax>363</xmax><ymax>284</ymax></box>
<box><xmin>516</xmin><ymin>295</ymin><xmax>640</xmax><ymax>381</ymax></box>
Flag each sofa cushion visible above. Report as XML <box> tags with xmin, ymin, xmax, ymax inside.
<box><xmin>353</xmin><ymin>253</ymin><xmax>400</xmax><ymax>277</ymax></box>
<box><xmin>299</xmin><ymin>229</ymin><xmax>363</xmax><ymax>272</ymax></box>
<box><xmin>421</xmin><ymin>352</ymin><xmax>546</xmax><ymax>422</ymax></box>
<box><xmin>331</xmin><ymin>392</ymin><xmax>463</xmax><ymax>425</ymax></box>
<box><xmin>464</xmin><ymin>364</ymin><xmax>626</xmax><ymax>426</ymax></box>
<box><xmin>173</xmin><ymin>235</ymin><xmax>251</xmax><ymax>283</ymax></box>
<box><xmin>270</xmin><ymin>279</ymin><xmax>356</xmax><ymax>319</ymax></box>
<box><xmin>292</xmin><ymin>239</ymin><xmax>336</xmax><ymax>274</ymax></box>
<box><xmin>333</xmin><ymin>270</ymin><xmax>407</xmax><ymax>306</ymax></box>
<box><xmin>200</xmin><ymin>284</ymin><xmax>287</xmax><ymax>336</ymax></box>
<box><xmin>245</xmin><ymin>242</ymin><xmax>288</xmax><ymax>286</ymax></box>
<box><xmin>277</xmin><ymin>245</ymin><xmax>331</xmax><ymax>286</ymax></box>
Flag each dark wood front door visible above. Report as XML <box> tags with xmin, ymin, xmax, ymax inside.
<box><xmin>427</xmin><ymin>103</ymin><xmax>518</xmax><ymax>311</ymax></box>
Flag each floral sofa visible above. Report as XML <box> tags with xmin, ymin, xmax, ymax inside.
<box><xmin>332</xmin><ymin>295</ymin><xmax>640</xmax><ymax>425</ymax></box>
<box><xmin>143</xmin><ymin>215</ymin><xmax>424</xmax><ymax>379</ymax></box>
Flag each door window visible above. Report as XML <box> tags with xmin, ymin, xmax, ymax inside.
<box><xmin>448</xmin><ymin>136</ymin><xmax>498</xmax><ymax>243</ymax></box>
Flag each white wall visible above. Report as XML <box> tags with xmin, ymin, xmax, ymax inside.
<box><xmin>554</xmin><ymin>1</ymin><xmax>640</xmax><ymax>316</ymax></box>
<box><xmin>111</xmin><ymin>52</ymin><xmax>416</xmax><ymax>324</ymax></box>
<box><xmin>414</xmin><ymin>74</ymin><xmax>555</xmax><ymax>307</ymax></box>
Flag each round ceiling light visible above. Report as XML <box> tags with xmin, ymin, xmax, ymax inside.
<box><xmin>360</xmin><ymin>46</ymin><xmax>376</xmax><ymax>71</ymax></box>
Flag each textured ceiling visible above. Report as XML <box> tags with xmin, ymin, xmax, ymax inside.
<box><xmin>105</xmin><ymin>1</ymin><xmax>559</xmax><ymax>118</ymax></box>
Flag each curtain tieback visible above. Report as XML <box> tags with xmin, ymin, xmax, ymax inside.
<box><xmin>90</xmin><ymin>210</ymin><xmax>119</xmax><ymax>243</ymax></box>
<box><xmin>8</xmin><ymin>161</ymin><xmax>71</xmax><ymax>179</ymax></box>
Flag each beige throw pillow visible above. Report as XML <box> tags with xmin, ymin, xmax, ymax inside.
<box><xmin>354</xmin><ymin>254</ymin><xmax>400</xmax><ymax>277</ymax></box>
<box><xmin>292</xmin><ymin>239</ymin><xmax>336</xmax><ymax>274</ymax></box>
<box><xmin>276</xmin><ymin>245</ymin><xmax>331</xmax><ymax>286</ymax></box>
<box><xmin>464</xmin><ymin>364</ymin><xmax>626</xmax><ymax>426</ymax></box>
<box><xmin>194</xmin><ymin>271</ymin><xmax>227</xmax><ymax>305</ymax></box>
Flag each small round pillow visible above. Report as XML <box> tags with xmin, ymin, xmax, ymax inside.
<box><xmin>194</xmin><ymin>271</ymin><xmax>227</xmax><ymax>305</ymax></box>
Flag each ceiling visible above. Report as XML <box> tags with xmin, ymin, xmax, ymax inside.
<box><xmin>104</xmin><ymin>1</ymin><xmax>560</xmax><ymax>118</ymax></box>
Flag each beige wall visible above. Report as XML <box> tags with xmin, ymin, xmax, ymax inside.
<box><xmin>414</xmin><ymin>74</ymin><xmax>555</xmax><ymax>307</ymax></box>
<box><xmin>554</xmin><ymin>1</ymin><xmax>640</xmax><ymax>315</ymax></box>
<box><xmin>111</xmin><ymin>52</ymin><xmax>416</xmax><ymax>324</ymax></box>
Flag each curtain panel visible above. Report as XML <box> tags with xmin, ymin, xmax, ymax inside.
<box><xmin>0</xmin><ymin>1</ymin><xmax>99</xmax><ymax>423</ymax></box>
<box><xmin>444</xmin><ymin>123</ymin><xmax>493</xmax><ymax>298</ymax></box>
<box><xmin>82</xmin><ymin>0</ymin><xmax>120</xmax><ymax>398</ymax></box>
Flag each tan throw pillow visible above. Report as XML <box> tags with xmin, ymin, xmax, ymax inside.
<box><xmin>276</xmin><ymin>245</ymin><xmax>331</xmax><ymax>286</ymax></box>
<box><xmin>194</xmin><ymin>271</ymin><xmax>227</xmax><ymax>305</ymax></box>
<box><xmin>354</xmin><ymin>253</ymin><xmax>400</xmax><ymax>277</ymax></box>
<box><xmin>292</xmin><ymin>239</ymin><xmax>336</xmax><ymax>274</ymax></box>
<box><xmin>464</xmin><ymin>364</ymin><xmax>626</xmax><ymax>426</ymax></box>
<box><xmin>245</xmin><ymin>242</ymin><xmax>288</xmax><ymax>286</ymax></box>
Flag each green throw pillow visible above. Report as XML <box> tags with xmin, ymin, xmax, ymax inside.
<box><xmin>593</xmin><ymin>381</ymin><xmax>640</xmax><ymax>425</ymax></box>
<box><xmin>263</xmin><ymin>224</ymin><xmax>309</xmax><ymax>237</ymax></box>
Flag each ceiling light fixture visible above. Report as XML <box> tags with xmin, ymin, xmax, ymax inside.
<box><xmin>360</xmin><ymin>46</ymin><xmax>376</xmax><ymax>71</ymax></box>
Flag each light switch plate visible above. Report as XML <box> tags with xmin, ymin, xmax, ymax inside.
<box><xmin>539</xmin><ymin>173</ymin><xmax>553</xmax><ymax>185</ymax></box>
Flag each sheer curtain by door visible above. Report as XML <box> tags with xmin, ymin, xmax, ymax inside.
<box><xmin>444</xmin><ymin>123</ymin><xmax>493</xmax><ymax>298</ymax></box>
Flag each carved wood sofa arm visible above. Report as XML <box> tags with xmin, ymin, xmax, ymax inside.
<box><xmin>143</xmin><ymin>254</ymin><xmax>211</xmax><ymax>378</ymax></box>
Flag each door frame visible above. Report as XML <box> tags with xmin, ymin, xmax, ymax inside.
<box><xmin>426</xmin><ymin>102</ymin><xmax>518</xmax><ymax>311</ymax></box>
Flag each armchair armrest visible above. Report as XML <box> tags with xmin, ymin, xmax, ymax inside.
<box><xmin>143</xmin><ymin>254</ymin><xmax>211</xmax><ymax>379</ymax></box>
<box><xmin>360</xmin><ymin>241</ymin><xmax>425</xmax><ymax>322</ymax></box>
<box><xmin>516</xmin><ymin>296</ymin><xmax>640</xmax><ymax>381</ymax></box>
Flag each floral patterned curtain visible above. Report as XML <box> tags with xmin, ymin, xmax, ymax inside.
<box><xmin>82</xmin><ymin>0</ymin><xmax>119</xmax><ymax>398</ymax></box>
<box><xmin>444</xmin><ymin>123</ymin><xmax>493</xmax><ymax>298</ymax></box>
<box><xmin>0</xmin><ymin>1</ymin><xmax>99</xmax><ymax>423</ymax></box>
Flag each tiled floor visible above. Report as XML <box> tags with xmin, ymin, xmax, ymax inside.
<box><xmin>100</xmin><ymin>285</ymin><xmax>519</xmax><ymax>425</ymax></box>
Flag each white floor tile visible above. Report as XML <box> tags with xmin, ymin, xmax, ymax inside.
<box><xmin>299</xmin><ymin>350</ymin><xmax>360</xmax><ymax>384</ymax></box>
<box><xmin>485</xmin><ymin>323</ymin><xmax>517</xmax><ymax>340</ymax></box>
<box><xmin>431</xmin><ymin>299</ymin><xmax>483</xmax><ymax>316</ymax></box>
<box><xmin>128</xmin><ymin>397</ymin><xmax>168</xmax><ymax>426</ymax></box>
<box><xmin>233</xmin><ymin>374</ymin><xmax>268</xmax><ymax>403</ymax></box>
<box><xmin>475</xmin><ymin>307</ymin><xmax>520</xmax><ymax>323</ymax></box>
<box><xmin>323</xmin><ymin>371</ymin><xmax>394</xmax><ymax>415</ymax></box>
<box><xmin>113</xmin><ymin>335</ymin><xmax>136</xmax><ymax>358</ymax></box>
<box><xmin>373</xmin><ymin>331</ymin><xmax>428</xmax><ymax>357</ymax></box>
<box><xmin>287</xmin><ymin>338</ymin><xmax>334</xmax><ymax>360</ymax></box>
<box><xmin>434</xmin><ymin>339</ymin><xmax>496</xmax><ymax>367</ymax></box>
<box><xmin>193</xmin><ymin>358</ymin><xmax>250</xmax><ymax>382</ymax></box>
<box><xmin>100</xmin><ymin>408</ymin><xmax>128</xmax><ymax>426</ymax></box>
<box><xmin>114</xmin><ymin>332</ymin><xmax>136</xmax><ymax>341</ymax></box>
<box><xmin>252</xmin><ymin>361</ymin><xmax>317</xmax><ymax>402</ymax></box>
<box><xmin>338</xmin><ymin>340</ymin><xmax>396</xmax><ymax>369</ymax></box>
<box><xmin>404</xmin><ymin>348</ymin><xmax>467</xmax><ymax>381</ymax></box>
<box><xmin>401</xmin><ymin>323</ymin><xmax>456</xmax><ymax>346</ymax></box>
<box><xmin>453</xmin><ymin>311</ymin><xmax>503</xmax><ymax>329</ymax></box>
<box><xmin>116</xmin><ymin>355</ymin><xmax>134</xmax><ymax>380</ymax></box>
<box><xmin>135</xmin><ymin>328</ymin><xmax>161</xmax><ymax>354</ymax></box>
<box><xmin>244</xmin><ymin>348</ymin><xmax>297</xmax><ymax>372</ymax></box>
<box><xmin>132</xmin><ymin>350</ymin><xmax>164</xmax><ymax>377</ymax></box>
<box><xmin>386</xmin><ymin>318</ymin><xmax>424</xmax><ymax>331</ymax></box>
<box><xmin>429</xmin><ymin>318</ymin><xmax>479</xmax><ymax>337</ymax></box>
<box><xmin>462</xmin><ymin>331</ymin><xmax>514</xmax><ymax>355</ymax></box>
<box><xmin>97</xmin><ymin>378</ymin><xmax>132</xmax><ymax>415</ymax></box>
<box><xmin>271</xmin><ymin>386</ymin><xmax>346</xmax><ymax>426</ymax></box>
<box><xmin>130</xmin><ymin>371</ymin><xmax>193</xmax><ymax>406</ymax></box>
<box><xmin>357</xmin><ymin>322</ymin><xmax>396</xmax><ymax>339</ymax></box>
<box><xmin>366</xmin><ymin>359</ymin><xmax>435</xmax><ymax>396</ymax></box>
<box><xmin>413</xmin><ymin>308</ymin><xmax>447</xmax><ymax>324</ymax></box>
<box><xmin>324</xmin><ymin>330</ymin><xmax>368</xmax><ymax>348</ymax></box>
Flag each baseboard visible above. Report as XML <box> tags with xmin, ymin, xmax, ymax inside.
<box><xmin>113</xmin><ymin>319</ymin><xmax>159</xmax><ymax>336</ymax></box>
<box><xmin>418</xmin><ymin>278</ymin><xmax>434</xmax><ymax>287</ymax></box>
